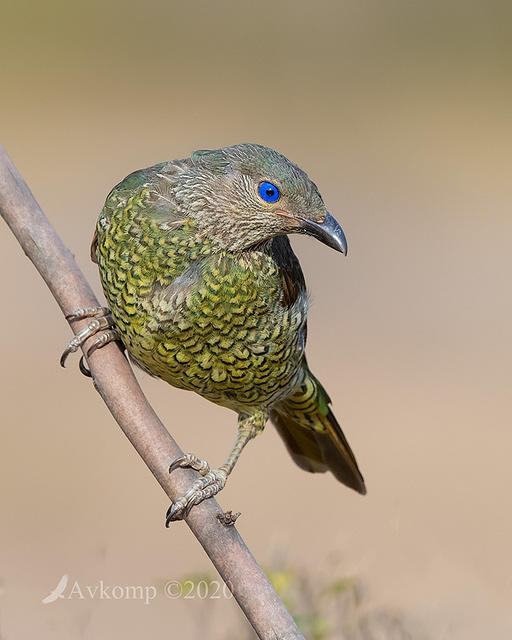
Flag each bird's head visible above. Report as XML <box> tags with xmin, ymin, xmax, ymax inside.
<box><xmin>167</xmin><ymin>143</ymin><xmax>347</xmax><ymax>254</ymax></box>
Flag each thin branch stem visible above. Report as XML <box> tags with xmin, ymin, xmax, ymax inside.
<box><xmin>0</xmin><ymin>143</ymin><xmax>304</xmax><ymax>640</ymax></box>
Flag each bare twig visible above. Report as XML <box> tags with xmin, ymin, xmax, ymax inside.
<box><xmin>0</xmin><ymin>144</ymin><xmax>304</xmax><ymax>640</ymax></box>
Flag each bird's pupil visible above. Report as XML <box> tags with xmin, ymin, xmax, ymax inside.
<box><xmin>266</xmin><ymin>188</ymin><xmax>274</xmax><ymax>197</ymax></box>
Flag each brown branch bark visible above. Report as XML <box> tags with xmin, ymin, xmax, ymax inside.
<box><xmin>0</xmin><ymin>143</ymin><xmax>304</xmax><ymax>640</ymax></box>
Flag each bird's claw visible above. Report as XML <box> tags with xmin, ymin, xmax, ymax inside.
<box><xmin>60</xmin><ymin>306</ymin><xmax>121</xmax><ymax>368</ymax></box>
<box><xmin>65</xmin><ymin>306</ymin><xmax>110</xmax><ymax>321</ymax></box>
<box><xmin>166</xmin><ymin>497</ymin><xmax>195</xmax><ymax>524</ymax></box>
<box><xmin>86</xmin><ymin>329</ymin><xmax>121</xmax><ymax>358</ymax></box>
<box><xmin>169</xmin><ymin>453</ymin><xmax>211</xmax><ymax>476</ymax></box>
<box><xmin>166</xmin><ymin>460</ymin><xmax>227</xmax><ymax>525</ymax></box>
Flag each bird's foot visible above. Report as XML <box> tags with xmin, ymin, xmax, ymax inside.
<box><xmin>166</xmin><ymin>454</ymin><xmax>227</xmax><ymax>525</ymax></box>
<box><xmin>60</xmin><ymin>306</ymin><xmax>121</xmax><ymax>368</ymax></box>
<box><xmin>169</xmin><ymin>453</ymin><xmax>211</xmax><ymax>475</ymax></box>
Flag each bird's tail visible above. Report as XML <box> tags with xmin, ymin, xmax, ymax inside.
<box><xmin>270</xmin><ymin>371</ymin><xmax>366</xmax><ymax>494</ymax></box>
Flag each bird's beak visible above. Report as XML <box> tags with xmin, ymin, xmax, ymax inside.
<box><xmin>299</xmin><ymin>211</ymin><xmax>348</xmax><ymax>255</ymax></box>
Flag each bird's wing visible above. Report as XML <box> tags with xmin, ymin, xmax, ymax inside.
<box><xmin>91</xmin><ymin>160</ymin><xmax>188</xmax><ymax>264</ymax></box>
<box><xmin>261</xmin><ymin>236</ymin><xmax>307</xmax><ymax>309</ymax></box>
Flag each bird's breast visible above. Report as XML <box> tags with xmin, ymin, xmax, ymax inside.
<box><xmin>96</xmin><ymin>200</ymin><xmax>307</xmax><ymax>411</ymax></box>
<box><xmin>133</xmin><ymin>254</ymin><xmax>306</xmax><ymax>409</ymax></box>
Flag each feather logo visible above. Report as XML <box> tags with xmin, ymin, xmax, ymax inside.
<box><xmin>41</xmin><ymin>574</ymin><xmax>69</xmax><ymax>604</ymax></box>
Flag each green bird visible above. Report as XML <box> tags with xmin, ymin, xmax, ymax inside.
<box><xmin>61</xmin><ymin>143</ymin><xmax>366</xmax><ymax>523</ymax></box>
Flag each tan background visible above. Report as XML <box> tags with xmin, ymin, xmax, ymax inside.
<box><xmin>1</xmin><ymin>1</ymin><xmax>511</xmax><ymax>638</ymax></box>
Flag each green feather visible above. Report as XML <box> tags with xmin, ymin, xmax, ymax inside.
<box><xmin>94</xmin><ymin>144</ymin><xmax>365</xmax><ymax>493</ymax></box>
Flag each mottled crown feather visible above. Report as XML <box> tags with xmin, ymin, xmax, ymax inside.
<box><xmin>189</xmin><ymin>143</ymin><xmax>324</xmax><ymax>210</ymax></box>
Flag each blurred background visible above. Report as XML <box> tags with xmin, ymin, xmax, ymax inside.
<box><xmin>1</xmin><ymin>0</ymin><xmax>511</xmax><ymax>637</ymax></box>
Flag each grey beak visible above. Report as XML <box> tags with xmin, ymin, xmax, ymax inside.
<box><xmin>300</xmin><ymin>211</ymin><xmax>348</xmax><ymax>255</ymax></box>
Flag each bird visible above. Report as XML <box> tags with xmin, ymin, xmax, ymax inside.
<box><xmin>41</xmin><ymin>574</ymin><xmax>69</xmax><ymax>604</ymax></box>
<box><xmin>61</xmin><ymin>143</ymin><xmax>366</xmax><ymax>523</ymax></box>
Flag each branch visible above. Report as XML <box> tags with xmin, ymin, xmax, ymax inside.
<box><xmin>0</xmin><ymin>144</ymin><xmax>304</xmax><ymax>640</ymax></box>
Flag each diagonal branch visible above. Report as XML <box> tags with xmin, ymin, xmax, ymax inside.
<box><xmin>0</xmin><ymin>143</ymin><xmax>304</xmax><ymax>640</ymax></box>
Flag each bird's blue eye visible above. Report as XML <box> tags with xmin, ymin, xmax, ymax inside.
<box><xmin>258</xmin><ymin>181</ymin><xmax>280</xmax><ymax>203</ymax></box>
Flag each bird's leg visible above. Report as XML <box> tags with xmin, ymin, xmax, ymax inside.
<box><xmin>165</xmin><ymin>412</ymin><xmax>266</xmax><ymax>525</ymax></box>
<box><xmin>60</xmin><ymin>306</ymin><xmax>121</xmax><ymax>368</ymax></box>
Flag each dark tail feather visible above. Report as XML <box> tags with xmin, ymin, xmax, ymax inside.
<box><xmin>270</xmin><ymin>376</ymin><xmax>366</xmax><ymax>495</ymax></box>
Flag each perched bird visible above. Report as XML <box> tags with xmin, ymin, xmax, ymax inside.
<box><xmin>62</xmin><ymin>143</ymin><xmax>366</xmax><ymax>523</ymax></box>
